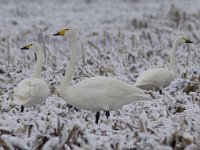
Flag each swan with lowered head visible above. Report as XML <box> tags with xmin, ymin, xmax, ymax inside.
<box><xmin>53</xmin><ymin>28</ymin><xmax>152</xmax><ymax>124</ymax></box>
<box><xmin>14</xmin><ymin>42</ymin><xmax>50</xmax><ymax>112</ymax></box>
<box><xmin>134</xmin><ymin>37</ymin><xmax>193</xmax><ymax>94</ymax></box>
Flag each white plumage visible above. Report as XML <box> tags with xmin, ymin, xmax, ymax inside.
<box><xmin>14</xmin><ymin>78</ymin><xmax>49</xmax><ymax>107</ymax></box>
<box><xmin>14</xmin><ymin>42</ymin><xmax>49</xmax><ymax>110</ymax></box>
<box><xmin>135</xmin><ymin>68</ymin><xmax>173</xmax><ymax>91</ymax></box>
<box><xmin>134</xmin><ymin>37</ymin><xmax>193</xmax><ymax>93</ymax></box>
<box><xmin>63</xmin><ymin>76</ymin><xmax>151</xmax><ymax>112</ymax></box>
<box><xmin>53</xmin><ymin>28</ymin><xmax>152</xmax><ymax>124</ymax></box>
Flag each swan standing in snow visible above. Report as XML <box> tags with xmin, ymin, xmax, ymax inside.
<box><xmin>134</xmin><ymin>37</ymin><xmax>193</xmax><ymax>94</ymax></box>
<box><xmin>14</xmin><ymin>42</ymin><xmax>50</xmax><ymax>112</ymax></box>
<box><xmin>53</xmin><ymin>28</ymin><xmax>152</xmax><ymax>124</ymax></box>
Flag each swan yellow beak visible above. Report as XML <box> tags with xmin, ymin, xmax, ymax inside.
<box><xmin>53</xmin><ymin>28</ymin><xmax>68</xmax><ymax>36</ymax></box>
<box><xmin>20</xmin><ymin>44</ymin><xmax>32</xmax><ymax>50</ymax></box>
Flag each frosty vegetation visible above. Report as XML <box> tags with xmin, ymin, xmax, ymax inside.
<box><xmin>0</xmin><ymin>0</ymin><xmax>200</xmax><ymax>149</ymax></box>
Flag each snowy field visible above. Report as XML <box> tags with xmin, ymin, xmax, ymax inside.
<box><xmin>0</xmin><ymin>0</ymin><xmax>200</xmax><ymax>149</ymax></box>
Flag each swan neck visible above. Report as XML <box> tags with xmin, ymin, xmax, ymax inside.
<box><xmin>170</xmin><ymin>39</ymin><xmax>179</xmax><ymax>78</ymax></box>
<box><xmin>32</xmin><ymin>48</ymin><xmax>44</xmax><ymax>78</ymax></box>
<box><xmin>61</xmin><ymin>31</ymin><xmax>77</xmax><ymax>92</ymax></box>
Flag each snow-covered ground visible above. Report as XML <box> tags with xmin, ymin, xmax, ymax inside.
<box><xmin>0</xmin><ymin>0</ymin><xmax>200</xmax><ymax>149</ymax></box>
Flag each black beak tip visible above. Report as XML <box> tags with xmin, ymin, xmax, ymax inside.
<box><xmin>20</xmin><ymin>47</ymin><xmax>28</xmax><ymax>50</ymax></box>
<box><xmin>53</xmin><ymin>33</ymin><xmax>59</xmax><ymax>36</ymax></box>
<box><xmin>186</xmin><ymin>40</ymin><xmax>193</xmax><ymax>44</ymax></box>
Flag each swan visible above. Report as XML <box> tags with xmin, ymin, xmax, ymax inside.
<box><xmin>134</xmin><ymin>37</ymin><xmax>193</xmax><ymax>94</ymax></box>
<box><xmin>53</xmin><ymin>28</ymin><xmax>152</xmax><ymax>124</ymax></box>
<box><xmin>14</xmin><ymin>42</ymin><xmax>50</xmax><ymax>112</ymax></box>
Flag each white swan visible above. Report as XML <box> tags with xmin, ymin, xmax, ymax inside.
<box><xmin>53</xmin><ymin>28</ymin><xmax>152</xmax><ymax>124</ymax></box>
<box><xmin>14</xmin><ymin>42</ymin><xmax>50</xmax><ymax>112</ymax></box>
<box><xmin>134</xmin><ymin>37</ymin><xmax>193</xmax><ymax>94</ymax></box>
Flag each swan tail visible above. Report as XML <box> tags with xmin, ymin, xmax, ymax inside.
<box><xmin>110</xmin><ymin>94</ymin><xmax>152</xmax><ymax>110</ymax></box>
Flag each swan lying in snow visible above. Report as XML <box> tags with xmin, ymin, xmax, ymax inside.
<box><xmin>14</xmin><ymin>42</ymin><xmax>50</xmax><ymax>112</ymax></box>
<box><xmin>134</xmin><ymin>37</ymin><xmax>193</xmax><ymax>94</ymax></box>
<box><xmin>53</xmin><ymin>28</ymin><xmax>152</xmax><ymax>124</ymax></box>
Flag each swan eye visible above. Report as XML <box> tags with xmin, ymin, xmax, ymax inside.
<box><xmin>27</xmin><ymin>44</ymin><xmax>33</xmax><ymax>48</ymax></box>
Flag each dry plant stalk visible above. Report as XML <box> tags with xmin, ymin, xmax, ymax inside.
<box><xmin>140</xmin><ymin>42</ymin><xmax>145</xmax><ymax>63</ymax></box>
<box><xmin>131</xmin><ymin>34</ymin><xmax>136</xmax><ymax>48</ymax></box>
<box><xmin>57</xmin><ymin>117</ymin><xmax>65</xmax><ymax>144</ymax></box>
<box><xmin>185</xmin><ymin>44</ymin><xmax>190</xmax><ymax>77</ymax></box>
<box><xmin>86</xmin><ymin>50</ymin><xmax>101</xmax><ymax>65</ymax></box>
<box><xmin>126</xmin><ymin>123</ymin><xmax>133</xmax><ymax>131</ymax></box>
<box><xmin>81</xmin><ymin>42</ymin><xmax>85</xmax><ymax>66</ymax></box>
<box><xmin>7</xmin><ymin>39</ymin><xmax>10</xmax><ymax>64</ymax></box>
<box><xmin>79</xmin><ymin>67</ymin><xmax>95</xmax><ymax>78</ymax></box>
<box><xmin>34</xmin><ymin>136</ymin><xmax>49</xmax><ymax>150</ymax></box>
<box><xmin>28</xmin><ymin>125</ymin><xmax>33</xmax><ymax>138</ymax></box>
<box><xmin>111</xmin><ymin>143</ymin><xmax>120</xmax><ymax>150</ymax></box>
<box><xmin>40</xmin><ymin>29</ymin><xmax>47</xmax><ymax>65</ymax></box>
<box><xmin>61</xmin><ymin>125</ymin><xmax>80</xmax><ymax>149</ymax></box>
<box><xmin>34</xmin><ymin>120</ymin><xmax>40</xmax><ymax>132</ymax></box>
<box><xmin>0</xmin><ymin>128</ymin><xmax>12</xmax><ymax>135</ymax></box>
<box><xmin>88</xmin><ymin>41</ymin><xmax>101</xmax><ymax>52</ymax></box>
<box><xmin>139</xmin><ymin>117</ymin><xmax>146</xmax><ymax>133</ymax></box>
<box><xmin>102</xmin><ymin>30</ymin><xmax>106</xmax><ymax>48</ymax></box>
<box><xmin>44</xmin><ymin>46</ymin><xmax>54</xmax><ymax>66</ymax></box>
<box><xmin>0</xmin><ymin>139</ymin><xmax>9</xmax><ymax>150</ymax></box>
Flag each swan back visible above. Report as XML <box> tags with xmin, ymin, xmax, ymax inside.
<box><xmin>61</xmin><ymin>77</ymin><xmax>152</xmax><ymax>112</ymax></box>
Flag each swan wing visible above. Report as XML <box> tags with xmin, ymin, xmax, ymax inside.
<box><xmin>66</xmin><ymin>77</ymin><xmax>151</xmax><ymax>111</ymax></box>
<box><xmin>135</xmin><ymin>68</ymin><xmax>173</xmax><ymax>90</ymax></box>
<box><xmin>106</xmin><ymin>84</ymin><xmax>152</xmax><ymax>110</ymax></box>
<box><xmin>14</xmin><ymin>78</ymin><xmax>45</xmax><ymax>105</ymax></box>
<box><xmin>110</xmin><ymin>93</ymin><xmax>151</xmax><ymax>110</ymax></box>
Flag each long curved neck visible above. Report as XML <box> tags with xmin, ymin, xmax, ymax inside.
<box><xmin>61</xmin><ymin>31</ymin><xmax>77</xmax><ymax>91</ymax></box>
<box><xmin>32</xmin><ymin>48</ymin><xmax>44</xmax><ymax>78</ymax></box>
<box><xmin>169</xmin><ymin>39</ymin><xmax>179</xmax><ymax>78</ymax></box>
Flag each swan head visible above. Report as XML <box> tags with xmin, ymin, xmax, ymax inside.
<box><xmin>21</xmin><ymin>42</ymin><xmax>41</xmax><ymax>52</ymax></box>
<box><xmin>53</xmin><ymin>28</ymin><xmax>74</xmax><ymax>37</ymax></box>
<box><xmin>177</xmin><ymin>37</ymin><xmax>193</xmax><ymax>45</ymax></box>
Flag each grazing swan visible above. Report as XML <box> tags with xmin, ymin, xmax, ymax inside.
<box><xmin>14</xmin><ymin>42</ymin><xmax>50</xmax><ymax>112</ymax></box>
<box><xmin>53</xmin><ymin>28</ymin><xmax>152</xmax><ymax>124</ymax></box>
<box><xmin>134</xmin><ymin>37</ymin><xmax>193</xmax><ymax>94</ymax></box>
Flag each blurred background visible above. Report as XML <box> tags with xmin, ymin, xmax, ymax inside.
<box><xmin>0</xmin><ymin>0</ymin><xmax>199</xmax><ymax>149</ymax></box>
